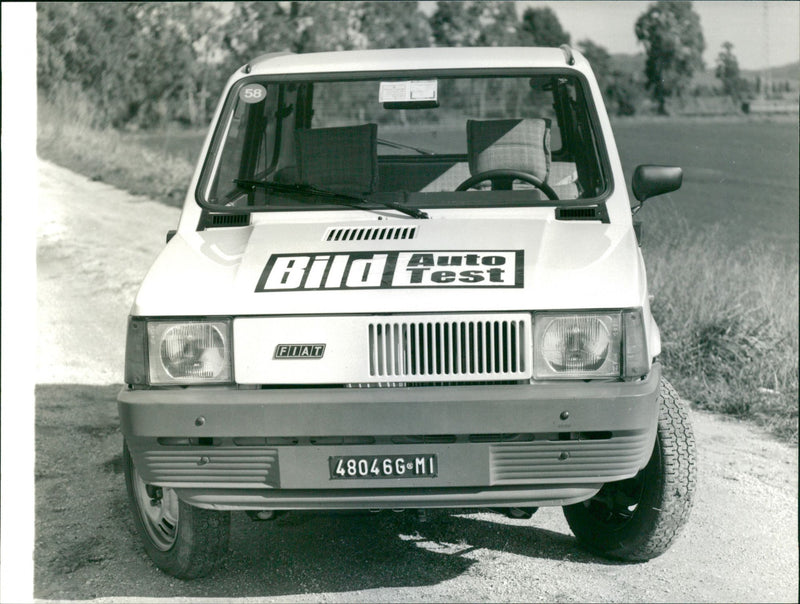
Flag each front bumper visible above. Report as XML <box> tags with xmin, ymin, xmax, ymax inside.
<box><xmin>118</xmin><ymin>364</ymin><xmax>661</xmax><ymax>510</ymax></box>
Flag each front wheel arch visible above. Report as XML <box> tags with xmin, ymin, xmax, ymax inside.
<box><xmin>563</xmin><ymin>378</ymin><xmax>697</xmax><ymax>561</ymax></box>
<box><xmin>123</xmin><ymin>440</ymin><xmax>231</xmax><ymax>579</ymax></box>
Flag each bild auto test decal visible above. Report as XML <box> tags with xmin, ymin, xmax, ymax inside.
<box><xmin>256</xmin><ymin>250</ymin><xmax>524</xmax><ymax>291</ymax></box>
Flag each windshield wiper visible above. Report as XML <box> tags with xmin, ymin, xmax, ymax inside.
<box><xmin>233</xmin><ymin>179</ymin><xmax>429</xmax><ymax>219</ymax></box>
<box><xmin>377</xmin><ymin>138</ymin><xmax>435</xmax><ymax>156</ymax></box>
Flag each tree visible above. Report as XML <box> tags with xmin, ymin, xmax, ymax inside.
<box><xmin>223</xmin><ymin>2</ymin><xmax>295</xmax><ymax>64</ymax></box>
<box><xmin>290</xmin><ymin>2</ymin><xmax>431</xmax><ymax>53</ymax></box>
<box><xmin>634</xmin><ymin>1</ymin><xmax>705</xmax><ymax>114</ymax></box>
<box><xmin>37</xmin><ymin>1</ymin><xmax>437</xmax><ymax>130</ymax></box>
<box><xmin>518</xmin><ymin>6</ymin><xmax>570</xmax><ymax>47</ymax></box>
<box><xmin>291</xmin><ymin>2</ymin><xmax>369</xmax><ymax>53</ymax></box>
<box><xmin>578</xmin><ymin>39</ymin><xmax>643</xmax><ymax>116</ymax></box>
<box><xmin>360</xmin><ymin>1</ymin><xmax>432</xmax><ymax>49</ymax></box>
<box><xmin>430</xmin><ymin>1</ymin><xmax>518</xmax><ymax>47</ymax></box>
<box><xmin>38</xmin><ymin>2</ymin><xmax>239</xmax><ymax>128</ymax></box>
<box><xmin>37</xmin><ymin>3</ymin><xmax>97</xmax><ymax>95</ymax></box>
<box><xmin>38</xmin><ymin>3</ymin><xmax>156</xmax><ymax>127</ymax></box>
<box><xmin>715</xmin><ymin>41</ymin><xmax>747</xmax><ymax>102</ymax></box>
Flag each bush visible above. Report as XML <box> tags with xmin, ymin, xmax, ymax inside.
<box><xmin>643</xmin><ymin>211</ymin><xmax>799</xmax><ymax>442</ymax></box>
<box><xmin>606</xmin><ymin>71</ymin><xmax>645</xmax><ymax>116</ymax></box>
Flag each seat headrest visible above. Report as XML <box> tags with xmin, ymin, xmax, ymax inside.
<box><xmin>467</xmin><ymin>118</ymin><xmax>551</xmax><ymax>180</ymax></box>
<box><xmin>295</xmin><ymin>124</ymin><xmax>378</xmax><ymax>194</ymax></box>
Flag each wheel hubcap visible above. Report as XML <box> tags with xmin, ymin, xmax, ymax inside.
<box><xmin>584</xmin><ymin>471</ymin><xmax>646</xmax><ymax>526</ymax></box>
<box><xmin>583</xmin><ymin>442</ymin><xmax>659</xmax><ymax>527</ymax></box>
<box><xmin>132</xmin><ymin>466</ymin><xmax>179</xmax><ymax>551</ymax></box>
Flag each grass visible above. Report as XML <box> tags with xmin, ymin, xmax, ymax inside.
<box><xmin>37</xmin><ymin>95</ymin><xmax>194</xmax><ymax>206</ymax></box>
<box><xmin>37</xmin><ymin>101</ymin><xmax>799</xmax><ymax>443</ymax></box>
<box><xmin>642</xmin><ymin>209</ymin><xmax>798</xmax><ymax>442</ymax></box>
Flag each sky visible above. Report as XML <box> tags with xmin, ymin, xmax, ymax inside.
<box><xmin>420</xmin><ymin>1</ymin><xmax>800</xmax><ymax>70</ymax></box>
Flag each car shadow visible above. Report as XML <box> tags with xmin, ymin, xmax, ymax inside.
<box><xmin>35</xmin><ymin>384</ymin><xmax>620</xmax><ymax>601</ymax></box>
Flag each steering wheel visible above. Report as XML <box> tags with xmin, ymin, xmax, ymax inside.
<box><xmin>455</xmin><ymin>169</ymin><xmax>559</xmax><ymax>200</ymax></box>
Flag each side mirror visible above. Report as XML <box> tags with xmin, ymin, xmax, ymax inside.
<box><xmin>631</xmin><ymin>165</ymin><xmax>683</xmax><ymax>203</ymax></box>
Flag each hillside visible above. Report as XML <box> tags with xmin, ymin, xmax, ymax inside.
<box><xmin>611</xmin><ymin>51</ymin><xmax>799</xmax><ymax>91</ymax></box>
<box><xmin>742</xmin><ymin>61</ymin><xmax>800</xmax><ymax>81</ymax></box>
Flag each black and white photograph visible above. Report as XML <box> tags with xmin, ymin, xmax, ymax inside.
<box><xmin>2</xmin><ymin>1</ymin><xmax>798</xmax><ymax>602</ymax></box>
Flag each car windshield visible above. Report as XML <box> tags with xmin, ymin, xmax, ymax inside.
<box><xmin>198</xmin><ymin>72</ymin><xmax>608</xmax><ymax>212</ymax></box>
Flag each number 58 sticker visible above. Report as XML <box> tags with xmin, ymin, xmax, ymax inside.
<box><xmin>239</xmin><ymin>83</ymin><xmax>267</xmax><ymax>104</ymax></box>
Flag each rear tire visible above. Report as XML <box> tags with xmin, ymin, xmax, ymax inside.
<box><xmin>563</xmin><ymin>378</ymin><xmax>696</xmax><ymax>561</ymax></box>
<box><xmin>123</xmin><ymin>440</ymin><xmax>230</xmax><ymax>578</ymax></box>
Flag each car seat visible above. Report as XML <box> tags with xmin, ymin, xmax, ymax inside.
<box><xmin>465</xmin><ymin>118</ymin><xmax>551</xmax><ymax>190</ymax></box>
<box><xmin>295</xmin><ymin>124</ymin><xmax>379</xmax><ymax>195</ymax></box>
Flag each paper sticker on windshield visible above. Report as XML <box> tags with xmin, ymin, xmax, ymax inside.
<box><xmin>379</xmin><ymin>80</ymin><xmax>437</xmax><ymax>103</ymax></box>
<box><xmin>256</xmin><ymin>250</ymin><xmax>523</xmax><ymax>291</ymax></box>
<box><xmin>239</xmin><ymin>83</ymin><xmax>267</xmax><ymax>104</ymax></box>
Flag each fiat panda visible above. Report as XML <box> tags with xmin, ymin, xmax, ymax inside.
<box><xmin>118</xmin><ymin>46</ymin><xmax>695</xmax><ymax>578</ymax></box>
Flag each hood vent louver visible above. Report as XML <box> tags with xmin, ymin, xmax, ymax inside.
<box><xmin>325</xmin><ymin>225</ymin><xmax>418</xmax><ymax>242</ymax></box>
<box><xmin>198</xmin><ymin>211</ymin><xmax>251</xmax><ymax>230</ymax></box>
<box><xmin>556</xmin><ymin>205</ymin><xmax>609</xmax><ymax>223</ymax></box>
<box><xmin>211</xmin><ymin>214</ymin><xmax>250</xmax><ymax>226</ymax></box>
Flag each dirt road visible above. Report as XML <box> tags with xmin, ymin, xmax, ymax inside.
<box><xmin>35</xmin><ymin>159</ymin><xmax>798</xmax><ymax>602</ymax></box>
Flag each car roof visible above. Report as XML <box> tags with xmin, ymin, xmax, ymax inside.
<box><xmin>247</xmin><ymin>46</ymin><xmax>587</xmax><ymax>76</ymax></box>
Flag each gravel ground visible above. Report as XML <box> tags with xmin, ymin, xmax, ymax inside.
<box><xmin>34</xmin><ymin>160</ymin><xmax>798</xmax><ymax>602</ymax></box>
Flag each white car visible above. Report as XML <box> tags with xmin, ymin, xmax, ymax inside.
<box><xmin>118</xmin><ymin>45</ymin><xmax>695</xmax><ymax>578</ymax></box>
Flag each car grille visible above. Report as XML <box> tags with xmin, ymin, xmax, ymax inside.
<box><xmin>368</xmin><ymin>317</ymin><xmax>529</xmax><ymax>379</ymax></box>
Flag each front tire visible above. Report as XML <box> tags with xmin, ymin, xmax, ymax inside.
<box><xmin>563</xmin><ymin>378</ymin><xmax>696</xmax><ymax>561</ymax></box>
<box><xmin>123</xmin><ymin>441</ymin><xmax>230</xmax><ymax>578</ymax></box>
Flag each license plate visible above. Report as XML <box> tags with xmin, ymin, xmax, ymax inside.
<box><xmin>329</xmin><ymin>454</ymin><xmax>437</xmax><ymax>479</ymax></box>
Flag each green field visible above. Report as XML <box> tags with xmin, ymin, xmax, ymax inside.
<box><xmin>614</xmin><ymin>118</ymin><xmax>799</xmax><ymax>256</ymax></box>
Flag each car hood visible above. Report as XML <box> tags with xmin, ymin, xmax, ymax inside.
<box><xmin>132</xmin><ymin>218</ymin><xmax>646</xmax><ymax>316</ymax></box>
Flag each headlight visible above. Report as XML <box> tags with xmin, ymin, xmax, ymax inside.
<box><xmin>124</xmin><ymin>318</ymin><xmax>233</xmax><ymax>385</ymax></box>
<box><xmin>532</xmin><ymin>310</ymin><xmax>649</xmax><ymax>380</ymax></box>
